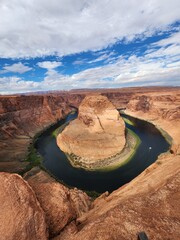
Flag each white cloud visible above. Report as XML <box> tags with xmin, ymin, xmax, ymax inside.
<box><xmin>1</xmin><ymin>32</ymin><xmax>180</xmax><ymax>94</ymax></box>
<box><xmin>88</xmin><ymin>52</ymin><xmax>115</xmax><ymax>64</ymax></box>
<box><xmin>0</xmin><ymin>76</ymin><xmax>40</xmax><ymax>94</ymax></box>
<box><xmin>153</xmin><ymin>31</ymin><xmax>180</xmax><ymax>47</ymax></box>
<box><xmin>37</xmin><ymin>61</ymin><xmax>62</xmax><ymax>69</ymax></box>
<box><xmin>37</xmin><ymin>61</ymin><xmax>63</xmax><ymax>87</ymax></box>
<box><xmin>0</xmin><ymin>0</ymin><xmax>180</xmax><ymax>58</ymax></box>
<box><xmin>73</xmin><ymin>60</ymin><xmax>85</xmax><ymax>65</ymax></box>
<box><xmin>0</xmin><ymin>62</ymin><xmax>32</xmax><ymax>74</ymax></box>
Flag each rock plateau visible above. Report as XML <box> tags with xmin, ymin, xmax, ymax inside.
<box><xmin>57</xmin><ymin>95</ymin><xmax>126</xmax><ymax>164</ymax></box>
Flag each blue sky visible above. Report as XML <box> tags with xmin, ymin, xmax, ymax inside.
<box><xmin>0</xmin><ymin>0</ymin><xmax>180</xmax><ymax>94</ymax></box>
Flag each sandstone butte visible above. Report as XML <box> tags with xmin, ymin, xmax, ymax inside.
<box><xmin>57</xmin><ymin>94</ymin><xmax>126</xmax><ymax>164</ymax></box>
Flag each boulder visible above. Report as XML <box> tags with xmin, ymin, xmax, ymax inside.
<box><xmin>0</xmin><ymin>172</ymin><xmax>48</xmax><ymax>240</ymax></box>
<box><xmin>24</xmin><ymin>167</ymin><xmax>91</xmax><ymax>238</ymax></box>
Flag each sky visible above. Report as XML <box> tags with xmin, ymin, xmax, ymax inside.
<box><xmin>0</xmin><ymin>0</ymin><xmax>180</xmax><ymax>94</ymax></box>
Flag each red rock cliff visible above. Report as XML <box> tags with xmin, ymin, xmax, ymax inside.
<box><xmin>0</xmin><ymin>93</ymin><xmax>84</xmax><ymax>172</ymax></box>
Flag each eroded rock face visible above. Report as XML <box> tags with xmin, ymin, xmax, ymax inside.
<box><xmin>0</xmin><ymin>172</ymin><xmax>48</xmax><ymax>240</ymax></box>
<box><xmin>127</xmin><ymin>93</ymin><xmax>180</xmax><ymax>119</ymax></box>
<box><xmin>53</xmin><ymin>153</ymin><xmax>180</xmax><ymax>240</ymax></box>
<box><xmin>57</xmin><ymin>95</ymin><xmax>125</xmax><ymax>161</ymax></box>
<box><xmin>126</xmin><ymin>91</ymin><xmax>180</xmax><ymax>153</ymax></box>
<box><xmin>0</xmin><ymin>94</ymin><xmax>83</xmax><ymax>172</ymax></box>
<box><xmin>24</xmin><ymin>167</ymin><xmax>91</xmax><ymax>238</ymax></box>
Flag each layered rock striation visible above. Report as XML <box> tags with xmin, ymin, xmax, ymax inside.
<box><xmin>0</xmin><ymin>93</ymin><xmax>84</xmax><ymax>172</ymax></box>
<box><xmin>57</xmin><ymin>95</ymin><xmax>126</xmax><ymax>167</ymax></box>
<box><xmin>126</xmin><ymin>91</ymin><xmax>180</xmax><ymax>153</ymax></box>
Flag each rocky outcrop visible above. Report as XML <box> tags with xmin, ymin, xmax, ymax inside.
<box><xmin>57</xmin><ymin>95</ymin><xmax>126</xmax><ymax>166</ymax></box>
<box><xmin>0</xmin><ymin>172</ymin><xmax>48</xmax><ymax>240</ymax></box>
<box><xmin>127</xmin><ymin>93</ymin><xmax>180</xmax><ymax>119</ymax></box>
<box><xmin>102</xmin><ymin>91</ymin><xmax>134</xmax><ymax>109</ymax></box>
<box><xmin>24</xmin><ymin>167</ymin><xmax>91</xmax><ymax>238</ymax></box>
<box><xmin>0</xmin><ymin>94</ymin><xmax>83</xmax><ymax>172</ymax></box>
<box><xmin>126</xmin><ymin>90</ymin><xmax>180</xmax><ymax>154</ymax></box>
<box><xmin>0</xmin><ymin>153</ymin><xmax>179</xmax><ymax>240</ymax></box>
<box><xmin>53</xmin><ymin>153</ymin><xmax>180</xmax><ymax>240</ymax></box>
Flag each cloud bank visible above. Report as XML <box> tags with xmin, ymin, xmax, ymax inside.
<box><xmin>0</xmin><ymin>0</ymin><xmax>179</xmax><ymax>94</ymax></box>
<box><xmin>0</xmin><ymin>63</ymin><xmax>32</xmax><ymax>74</ymax></box>
<box><xmin>0</xmin><ymin>0</ymin><xmax>180</xmax><ymax>58</ymax></box>
<box><xmin>1</xmin><ymin>31</ymin><xmax>179</xmax><ymax>94</ymax></box>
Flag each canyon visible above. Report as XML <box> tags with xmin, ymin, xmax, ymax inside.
<box><xmin>0</xmin><ymin>93</ymin><xmax>84</xmax><ymax>172</ymax></box>
<box><xmin>0</xmin><ymin>87</ymin><xmax>180</xmax><ymax>239</ymax></box>
<box><xmin>1</xmin><ymin>87</ymin><xmax>178</xmax><ymax>172</ymax></box>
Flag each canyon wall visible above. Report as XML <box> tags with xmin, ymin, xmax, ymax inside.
<box><xmin>0</xmin><ymin>93</ymin><xmax>84</xmax><ymax>172</ymax></box>
<box><xmin>125</xmin><ymin>90</ymin><xmax>180</xmax><ymax>153</ymax></box>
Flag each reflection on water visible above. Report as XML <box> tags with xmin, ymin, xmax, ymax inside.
<box><xmin>35</xmin><ymin>112</ymin><xmax>170</xmax><ymax>193</ymax></box>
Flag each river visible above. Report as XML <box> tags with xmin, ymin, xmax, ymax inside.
<box><xmin>35</xmin><ymin>112</ymin><xmax>170</xmax><ymax>193</ymax></box>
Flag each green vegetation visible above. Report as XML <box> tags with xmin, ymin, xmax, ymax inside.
<box><xmin>23</xmin><ymin>127</ymin><xmax>50</xmax><ymax>173</ymax></box>
<box><xmin>25</xmin><ymin>147</ymin><xmax>100</xmax><ymax>198</ymax></box>
<box><xmin>85</xmin><ymin>190</ymin><xmax>101</xmax><ymax>199</ymax></box>
<box><xmin>25</xmin><ymin>111</ymin><xmax>75</xmax><ymax>171</ymax></box>
<box><xmin>69</xmin><ymin>109</ymin><xmax>77</xmax><ymax>114</ymax></box>
<box><xmin>52</xmin><ymin>122</ymin><xmax>69</xmax><ymax>137</ymax></box>
<box><xmin>25</xmin><ymin>147</ymin><xmax>42</xmax><ymax>171</ymax></box>
<box><xmin>122</xmin><ymin>117</ymin><xmax>134</xmax><ymax>126</ymax></box>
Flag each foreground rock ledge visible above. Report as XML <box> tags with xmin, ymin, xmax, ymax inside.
<box><xmin>57</xmin><ymin>95</ymin><xmax>126</xmax><ymax>167</ymax></box>
<box><xmin>0</xmin><ymin>172</ymin><xmax>48</xmax><ymax>240</ymax></box>
<box><xmin>24</xmin><ymin>167</ymin><xmax>91</xmax><ymax>238</ymax></box>
<box><xmin>53</xmin><ymin>153</ymin><xmax>180</xmax><ymax>240</ymax></box>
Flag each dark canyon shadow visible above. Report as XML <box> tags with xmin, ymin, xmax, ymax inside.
<box><xmin>35</xmin><ymin>112</ymin><xmax>170</xmax><ymax>193</ymax></box>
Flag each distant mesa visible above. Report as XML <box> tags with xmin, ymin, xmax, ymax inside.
<box><xmin>57</xmin><ymin>94</ymin><xmax>128</xmax><ymax>170</ymax></box>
